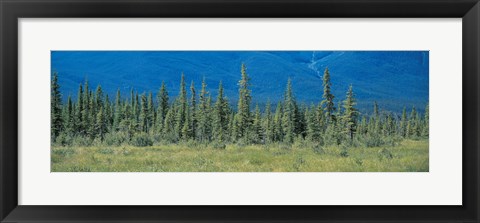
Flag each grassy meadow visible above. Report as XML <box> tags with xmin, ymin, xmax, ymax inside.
<box><xmin>51</xmin><ymin>139</ymin><xmax>428</xmax><ymax>172</ymax></box>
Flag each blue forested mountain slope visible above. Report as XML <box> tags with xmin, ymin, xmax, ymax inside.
<box><xmin>51</xmin><ymin>51</ymin><xmax>428</xmax><ymax>114</ymax></box>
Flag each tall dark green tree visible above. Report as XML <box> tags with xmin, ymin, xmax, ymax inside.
<box><xmin>273</xmin><ymin>102</ymin><xmax>283</xmax><ymax>142</ymax></box>
<box><xmin>342</xmin><ymin>85</ymin><xmax>358</xmax><ymax>141</ymax></box>
<box><xmin>175</xmin><ymin>73</ymin><xmax>188</xmax><ymax>138</ymax></box>
<box><xmin>234</xmin><ymin>63</ymin><xmax>252</xmax><ymax>140</ymax></box>
<box><xmin>95</xmin><ymin>106</ymin><xmax>107</xmax><ymax>140</ymax></box>
<box><xmin>156</xmin><ymin>81</ymin><xmax>169</xmax><ymax>133</ymax></box>
<box><xmin>147</xmin><ymin>92</ymin><xmax>155</xmax><ymax>131</ymax></box>
<box><xmin>190</xmin><ymin>81</ymin><xmax>197</xmax><ymax>139</ymax></box>
<box><xmin>252</xmin><ymin>104</ymin><xmax>264</xmax><ymax>143</ymax></box>
<box><xmin>423</xmin><ymin>103</ymin><xmax>429</xmax><ymax>137</ymax></box>
<box><xmin>406</xmin><ymin>106</ymin><xmax>417</xmax><ymax>138</ymax></box>
<box><xmin>213</xmin><ymin>81</ymin><xmax>229</xmax><ymax>142</ymax></box>
<box><xmin>75</xmin><ymin>83</ymin><xmax>84</xmax><ymax>134</ymax></box>
<box><xmin>399</xmin><ymin>106</ymin><xmax>407</xmax><ymax>137</ymax></box>
<box><xmin>197</xmin><ymin>78</ymin><xmax>211</xmax><ymax>141</ymax></box>
<box><xmin>51</xmin><ymin>72</ymin><xmax>63</xmax><ymax>140</ymax></box>
<box><xmin>139</xmin><ymin>93</ymin><xmax>149</xmax><ymax>132</ymax></box>
<box><xmin>113</xmin><ymin>89</ymin><xmax>122</xmax><ymax>131</ymax></box>
<box><xmin>321</xmin><ymin>67</ymin><xmax>335</xmax><ymax>123</ymax></box>
<box><xmin>62</xmin><ymin>95</ymin><xmax>74</xmax><ymax>135</ymax></box>
<box><xmin>282</xmin><ymin>78</ymin><xmax>296</xmax><ymax>143</ymax></box>
<box><xmin>306</xmin><ymin>105</ymin><xmax>322</xmax><ymax>142</ymax></box>
<box><xmin>264</xmin><ymin>100</ymin><xmax>274</xmax><ymax>143</ymax></box>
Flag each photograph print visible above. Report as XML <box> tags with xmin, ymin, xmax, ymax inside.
<box><xmin>51</xmin><ymin>51</ymin><xmax>429</xmax><ymax>172</ymax></box>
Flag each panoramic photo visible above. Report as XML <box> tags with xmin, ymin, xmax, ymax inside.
<box><xmin>51</xmin><ymin>51</ymin><xmax>429</xmax><ymax>172</ymax></box>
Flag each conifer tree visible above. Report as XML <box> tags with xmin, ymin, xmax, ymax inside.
<box><xmin>95</xmin><ymin>85</ymin><xmax>104</xmax><ymax>111</ymax></box>
<box><xmin>321</xmin><ymin>67</ymin><xmax>335</xmax><ymax>123</ymax></box>
<box><xmin>252</xmin><ymin>104</ymin><xmax>264</xmax><ymax>143</ymax></box>
<box><xmin>134</xmin><ymin>92</ymin><xmax>140</xmax><ymax>131</ymax></box>
<box><xmin>315</xmin><ymin>103</ymin><xmax>326</xmax><ymax>132</ymax></box>
<box><xmin>295</xmin><ymin>104</ymin><xmax>306</xmax><ymax>138</ymax></box>
<box><xmin>264</xmin><ymin>100</ymin><xmax>274</xmax><ymax>143</ymax></box>
<box><xmin>358</xmin><ymin>116</ymin><xmax>367</xmax><ymax>135</ymax></box>
<box><xmin>234</xmin><ymin>63</ymin><xmax>252</xmax><ymax>140</ymax></box>
<box><xmin>175</xmin><ymin>74</ymin><xmax>188</xmax><ymax>138</ymax></box>
<box><xmin>373</xmin><ymin>101</ymin><xmax>381</xmax><ymax>134</ymax></box>
<box><xmin>206</xmin><ymin>95</ymin><xmax>213</xmax><ymax>140</ymax></box>
<box><xmin>228</xmin><ymin>112</ymin><xmax>235</xmax><ymax>141</ymax></box>
<box><xmin>197</xmin><ymin>78</ymin><xmax>210</xmax><ymax>141</ymax></box>
<box><xmin>213</xmin><ymin>81</ymin><xmax>229</xmax><ymax>142</ymax></box>
<box><xmin>51</xmin><ymin>72</ymin><xmax>63</xmax><ymax>140</ymax></box>
<box><xmin>163</xmin><ymin>107</ymin><xmax>175</xmax><ymax>139</ymax></box>
<box><xmin>400</xmin><ymin>106</ymin><xmax>407</xmax><ymax>137</ymax></box>
<box><xmin>75</xmin><ymin>84</ymin><xmax>84</xmax><ymax>135</ymax></box>
<box><xmin>140</xmin><ymin>93</ymin><xmax>149</xmax><ymax>132</ymax></box>
<box><xmin>156</xmin><ymin>81</ymin><xmax>169</xmax><ymax>133</ymax></box>
<box><xmin>95</xmin><ymin>106</ymin><xmax>107</xmax><ymax>140</ymax></box>
<box><xmin>384</xmin><ymin>113</ymin><xmax>395</xmax><ymax>136</ymax></box>
<box><xmin>63</xmin><ymin>95</ymin><xmax>74</xmax><ymax>135</ymax></box>
<box><xmin>282</xmin><ymin>78</ymin><xmax>296</xmax><ymax>143</ymax></box>
<box><xmin>82</xmin><ymin>81</ymin><xmax>91</xmax><ymax>136</ymax></box>
<box><xmin>104</xmin><ymin>94</ymin><xmax>112</xmax><ymax>128</ymax></box>
<box><xmin>342</xmin><ymin>85</ymin><xmax>358</xmax><ymax>141</ymax></box>
<box><xmin>423</xmin><ymin>103</ymin><xmax>429</xmax><ymax>137</ymax></box>
<box><xmin>190</xmin><ymin>81</ymin><xmax>197</xmax><ymax>139</ymax></box>
<box><xmin>306</xmin><ymin>105</ymin><xmax>322</xmax><ymax>142</ymax></box>
<box><xmin>273</xmin><ymin>102</ymin><xmax>284</xmax><ymax>142</ymax></box>
<box><xmin>87</xmin><ymin>91</ymin><xmax>96</xmax><ymax>138</ymax></box>
<box><xmin>147</xmin><ymin>92</ymin><xmax>154</xmax><ymax>131</ymax></box>
<box><xmin>181</xmin><ymin>107</ymin><xmax>192</xmax><ymax>140</ymax></box>
<box><xmin>113</xmin><ymin>89</ymin><xmax>122</xmax><ymax>131</ymax></box>
<box><xmin>406</xmin><ymin>106</ymin><xmax>417</xmax><ymax>138</ymax></box>
<box><xmin>120</xmin><ymin>102</ymin><xmax>134</xmax><ymax>139</ymax></box>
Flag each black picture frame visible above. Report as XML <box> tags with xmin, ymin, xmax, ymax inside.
<box><xmin>1</xmin><ymin>0</ymin><xmax>479</xmax><ymax>222</ymax></box>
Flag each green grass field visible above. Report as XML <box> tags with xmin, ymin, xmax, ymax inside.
<box><xmin>51</xmin><ymin>139</ymin><xmax>428</xmax><ymax>172</ymax></box>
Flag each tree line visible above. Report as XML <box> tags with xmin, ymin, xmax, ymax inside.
<box><xmin>51</xmin><ymin>64</ymin><xmax>429</xmax><ymax>147</ymax></box>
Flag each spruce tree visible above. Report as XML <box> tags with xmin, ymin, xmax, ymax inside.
<box><xmin>197</xmin><ymin>78</ymin><xmax>210</xmax><ymax>141</ymax></box>
<box><xmin>51</xmin><ymin>72</ymin><xmax>63</xmax><ymax>140</ymax></box>
<box><xmin>82</xmin><ymin>81</ymin><xmax>91</xmax><ymax>137</ymax></box>
<box><xmin>407</xmin><ymin>106</ymin><xmax>417</xmax><ymax>138</ymax></box>
<box><xmin>321</xmin><ymin>67</ymin><xmax>335</xmax><ymax>123</ymax></box>
<box><xmin>264</xmin><ymin>100</ymin><xmax>274</xmax><ymax>143</ymax></box>
<box><xmin>63</xmin><ymin>95</ymin><xmax>74</xmax><ymax>135</ymax></box>
<box><xmin>104</xmin><ymin>95</ymin><xmax>113</xmax><ymax>129</ymax></box>
<box><xmin>95</xmin><ymin>106</ymin><xmax>107</xmax><ymax>140</ymax></box>
<box><xmin>234</xmin><ymin>63</ymin><xmax>252</xmax><ymax>140</ymax></box>
<box><xmin>373</xmin><ymin>101</ymin><xmax>381</xmax><ymax>134</ymax></box>
<box><xmin>147</xmin><ymin>92</ymin><xmax>154</xmax><ymax>131</ymax></box>
<box><xmin>87</xmin><ymin>91</ymin><xmax>96</xmax><ymax>138</ymax></box>
<box><xmin>163</xmin><ymin>107</ymin><xmax>176</xmax><ymax>141</ymax></box>
<box><xmin>282</xmin><ymin>78</ymin><xmax>296</xmax><ymax>143</ymax></box>
<box><xmin>252</xmin><ymin>104</ymin><xmax>264</xmax><ymax>143</ymax></box>
<box><xmin>156</xmin><ymin>81</ymin><xmax>169</xmax><ymax>133</ymax></box>
<box><xmin>75</xmin><ymin>84</ymin><xmax>84</xmax><ymax>135</ymax></box>
<box><xmin>273</xmin><ymin>102</ymin><xmax>284</xmax><ymax>142</ymax></box>
<box><xmin>181</xmin><ymin>107</ymin><xmax>192</xmax><ymax>140</ymax></box>
<box><xmin>205</xmin><ymin>95</ymin><xmax>213</xmax><ymax>141</ymax></box>
<box><xmin>175</xmin><ymin>73</ymin><xmax>188</xmax><ymax>138</ymax></box>
<box><xmin>213</xmin><ymin>81</ymin><xmax>229</xmax><ymax>142</ymax></box>
<box><xmin>306</xmin><ymin>105</ymin><xmax>322</xmax><ymax>142</ymax></box>
<box><xmin>423</xmin><ymin>103</ymin><xmax>429</xmax><ymax>137</ymax></box>
<box><xmin>190</xmin><ymin>81</ymin><xmax>197</xmax><ymax>139</ymax></box>
<box><xmin>113</xmin><ymin>89</ymin><xmax>122</xmax><ymax>131</ymax></box>
<box><xmin>400</xmin><ymin>106</ymin><xmax>407</xmax><ymax>137</ymax></box>
<box><xmin>358</xmin><ymin>116</ymin><xmax>367</xmax><ymax>135</ymax></box>
<box><xmin>342</xmin><ymin>85</ymin><xmax>358</xmax><ymax>141</ymax></box>
<box><xmin>140</xmin><ymin>93</ymin><xmax>149</xmax><ymax>132</ymax></box>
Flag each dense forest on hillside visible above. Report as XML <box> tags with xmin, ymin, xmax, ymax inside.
<box><xmin>51</xmin><ymin>64</ymin><xmax>428</xmax><ymax>149</ymax></box>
